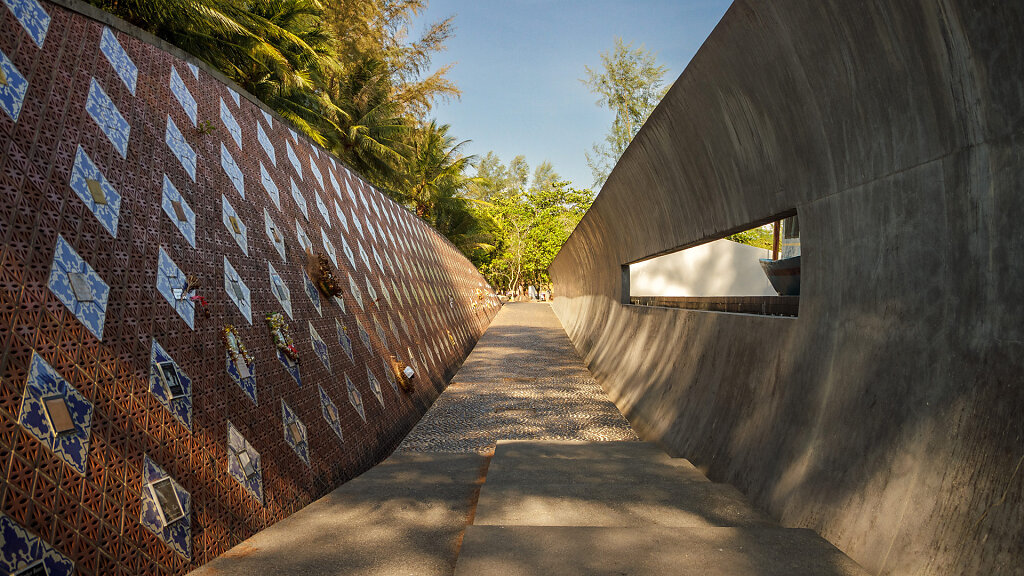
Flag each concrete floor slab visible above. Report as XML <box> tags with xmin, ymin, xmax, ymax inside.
<box><xmin>473</xmin><ymin>481</ymin><xmax>772</xmax><ymax>527</ymax></box>
<box><xmin>485</xmin><ymin>452</ymin><xmax>709</xmax><ymax>485</ymax></box>
<box><xmin>354</xmin><ymin>451</ymin><xmax>489</xmax><ymax>485</ymax></box>
<box><xmin>493</xmin><ymin>439</ymin><xmax>683</xmax><ymax>462</ymax></box>
<box><xmin>454</xmin><ymin>526</ymin><xmax>870</xmax><ymax>576</ymax></box>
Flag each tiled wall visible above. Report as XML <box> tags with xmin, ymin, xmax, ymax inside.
<box><xmin>0</xmin><ymin>0</ymin><xmax>501</xmax><ymax>573</ymax></box>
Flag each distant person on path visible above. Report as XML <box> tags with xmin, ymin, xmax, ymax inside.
<box><xmin>528</xmin><ymin>285</ymin><xmax>537</xmax><ymax>300</ymax></box>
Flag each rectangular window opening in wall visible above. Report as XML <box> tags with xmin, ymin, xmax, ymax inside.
<box><xmin>626</xmin><ymin>212</ymin><xmax>800</xmax><ymax>317</ymax></box>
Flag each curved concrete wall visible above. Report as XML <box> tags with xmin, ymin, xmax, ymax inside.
<box><xmin>0</xmin><ymin>0</ymin><xmax>499</xmax><ymax>573</ymax></box>
<box><xmin>550</xmin><ymin>1</ymin><xmax>1024</xmax><ymax>574</ymax></box>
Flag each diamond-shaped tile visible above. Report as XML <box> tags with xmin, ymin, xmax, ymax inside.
<box><xmin>69</xmin><ymin>145</ymin><xmax>121</xmax><ymax>237</ymax></box>
<box><xmin>260</xmin><ymin>161</ymin><xmax>281</xmax><ymax>210</ymax></box>
<box><xmin>226</xmin><ymin>350</ymin><xmax>257</xmax><ymax>404</ymax></box>
<box><xmin>0</xmin><ymin>49</ymin><xmax>28</xmax><ymax>121</ymax></box>
<box><xmin>291</xmin><ymin>179</ymin><xmax>308</xmax><ymax>220</ymax></box>
<box><xmin>221</xmin><ymin>142</ymin><xmax>244</xmax><ymax>198</ymax></box>
<box><xmin>341</xmin><ymin>235</ymin><xmax>355</xmax><ymax>268</ymax></box>
<box><xmin>100</xmin><ymin>27</ymin><xmax>137</xmax><ymax>94</ymax></box>
<box><xmin>336</xmin><ymin>320</ymin><xmax>354</xmax><ymax>363</ymax></box>
<box><xmin>18</xmin><ymin>352</ymin><xmax>93</xmax><ymax>475</ymax></box>
<box><xmin>302</xmin><ymin>269</ymin><xmax>322</xmax><ymax>316</ymax></box>
<box><xmin>226</xmin><ymin>85</ymin><xmax>240</xmax><ymax>106</ymax></box>
<box><xmin>366</xmin><ymin>365</ymin><xmax>384</xmax><ymax>406</ymax></box>
<box><xmin>166</xmin><ymin>115</ymin><xmax>197</xmax><ymax>180</ymax></box>
<box><xmin>156</xmin><ymin>247</ymin><xmax>195</xmax><ymax>329</ymax></box>
<box><xmin>286</xmin><ymin>140</ymin><xmax>302</xmax><ymax>179</ymax></box>
<box><xmin>2</xmin><ymin>0</ymin><xmax>49</xmax><ymax>48</ymax></box>
<box><xmin>221</xmin><ymin>195</ymin><xmax>248</xmax><ymax>255</ymax></box>
<box><xmin>382</xmin><ymin>357</ymin><xmax>399</xmax><ymax>395</ymax></box>
<box><xmin>149</xmin><ymin>340</ymin><xmax>192</xmax><ymax>430</ymax></box>
<box><xmin>346</xmin><ymin>374</ymin><xmax>365</xmax><ymax>422</ymax></box>
<box><xmin>224</xmin><ymin>257</ymin><xmax>252</xmax><ymax>324</ymax></box>
<box><xmin>295</xmin><ymin>220</ymin><xmax>313</xmax><ymax>253</ymax></box>
<box><xmin>49</xmin><ymin>236</ymin><xmax>109</xmax><ymax>340</ymax></box>
<box><xmin>169</xmin><ymin>66</ymin><xmax>195</xmax><ymax>126</ymax></box>
<box><xmin>318</xmin><ymin>385</ymin><xmax>343</xmax><ymax>442</ymax></box>
<box><xmin>186</xmin><ymin>61</ymin><xmax>199</xmax><ymax>79</ymax></box>
<box><xmin>220</xmin><ymin>98</ymin><xmax>241</xmax><ymax>149</ymax></box>
<box><xmin>161</xmin><ymin>175</ymin><xmax>196</xmax><ymax>248</ymax></box>
<box><xmin>264</xmin><ymin>208</ymin><xmax>286</xmax><ymax>261</ymax></box>
<box><xmin>277</xmin><ymin>347</ymin><xmax>301</xmax><ymax>386</ymax></box>
<box><xmin>86</xmin><ymin>78</ymin><xmax>130</xmax><ymax>158</ymax></box>
<box><xmin>257</xmin><ymin>121</ymin><xmax>275</xmax><ymax>165</ymax></box>
<box><xmin>309</xmin><ymin>322</ymin><xmax>329</xmax><ymax>372</ymax></box>
<box><xmin>308</xmin><ymin>156</ymin><xmax>324</xmax><ymax>190</ymax></box>
<box><xmin>314</xmin><ymin>190</ymin><xmax>330</xmax><ymax>226</ymax></box>
<box><xmin>320</xmin><ymin>229</ymin><xmax>337</xmax><ymax>268</ymax></box>
<box><xmin>261</xmin><ymin>109</ymin><xmax>273</xmax><ymax>126</ymax></box>
<box><xmin>227</xmin><ymin>422</ymin><xmax>263</xmax><ymax>504</ymax></box>
<box><xmin>328</xmin><ymin>168</ymin><xmax>341</xmax><ymax>196</ymax></box>
<box><xmin>140</xmin><ymin>456</ymin><xmax>192</xmax><ymax>559</ymax></box>
<box><xmin>335</xmin><ymin>200</ymin><xmax>349</xmax><ymax>233</ymax></box>
<box><xmin>356</xmin><ymin>319</ymin><xmax>371</xmax><ymax>351</ymax></box>
<box><xmin>267</xmin><ymin>261</ymin><xmax>292</xmax><ymax>318</ymax></box>
<box><xmin>281</xmin><ymin>400</ymin><xmax>309</xmax><ymax>465</ymax></box>
<box><xmin>0</xmin><ymin>514</ymin><xmax>74</xmax><ymax>575</ymax></box>
<box><xmin>348</xmin><ymin>273</ymin><xmax>363</xmax><ymax>310</ymax></box>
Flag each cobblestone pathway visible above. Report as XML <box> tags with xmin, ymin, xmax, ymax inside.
<box><xmin>397</xmin><ymin>302</ymin><xmax>638</xmax><ymax>453</ymax></box>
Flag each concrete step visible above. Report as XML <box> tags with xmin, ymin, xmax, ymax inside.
<box><xmin>454</xmin><ymin>526</ymin><xmax>870</xmax><ymax>576</ymax></box>
<box><xmin>493</xmin><ymin>439</ymin><xmax>677</xmax><ymax>461</ymax></box>
<box><xmin>473</xmin><ymin>481</ymin><xmax>772</xmax><ymax>527</ymax></box>
<box><xmin>353</xmin><ymin>450</ymin><xmax>488</xmax><ymax>485</ymax></box>
<box><xmin>190</xmin><ymin>452</ymin><xmax>483</xmax><ymax>576</ymax></box>
<box><xmin>485</xmin><ymin>451</ymin><xmax>708</xmax><ymax>485</ymax></box>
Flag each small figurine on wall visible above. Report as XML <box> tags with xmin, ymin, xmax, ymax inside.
<box><xmin>306</xmin><ymin>250</ymin><xmax>343</xmax><ymax>298</ymax></box>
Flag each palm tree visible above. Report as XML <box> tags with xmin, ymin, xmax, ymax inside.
<box><xmin>401</xmin><ymin>121</ymin><xmax>476</xmax><ymax>220</ymax></box>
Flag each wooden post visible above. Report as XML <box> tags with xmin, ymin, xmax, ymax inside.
<box><xmin>772</xmin><ymin>221</ymin><xmax>780</xmax><ymax>260</ymax></box>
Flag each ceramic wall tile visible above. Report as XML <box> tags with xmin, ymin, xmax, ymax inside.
<box><xmin>156</xmin><ymin>247</ymin><xmax>195</xmax><ymax>329</ymax></box>
<box><xmin>345</xmin><ymin>374</ymin><xmax>365</xmax><ymax>422</ymax></box>
<box><xmin>280</xmin><ymin>400</ymin><xmax>309</xmax><ymax>465</ymax></box>
<box><xmin>0</xmin><ymin>514</ymin><xmax>74</xmax><ymax>575</ymax></box>
<box><xmin>100</xmin><ymin>27</ymin><xmax>136</xmax><ymax>94</ymax></box>
<box><xmin>223</xmin><ymin>256</ymin><xmax>252</xmax><ymax>324</ymax></box>
<box><xmin>221</xmin><ymin>195</ymin><xmax>248</xmax><ymax>256</ymax></box>
<box><xmin>48</xmin><ymin>235</ymin><xmax>109</xmax><ymax>340</ymax></box>
<box><xmin>69</xmin><ymin>145</ymin><xmax>121</xmax><ymax>237</ymax></box>
<box><xmin>18</xmin><ymin>352</ymin><xmax>93</xmax><ymax>474</ymax></box>
<box><xmin>86</xmin><ymin>78</ymin><xmax>130</xmax><ymax>158</ymax></box>
<box><xmin>318</xmin><ymin>385</ymin><xmax>343</xmax><ymax>442</ymax></box>
<box><xmin>0</xmin><ymin>49</ymin><xmax>28</xmax><ymax>121</ymax></box>
<box><xmin>221</xmin><ymin>142</ymin><xmax>244</xmax><ymax>198</ymax></box>
<box><xmin>169</xmin><ymin>66</ymin><xmax>196</xmax><ymax>127</ymax></box>
<box><xmin>161</xmin><ymin>174</ymin><xmax>197</xmax><ymax>248</ymax></box>
<box><xmin>165</xmin><ymin>115</ymin><xmax>197</xmax><ymax>180</ymax></box>
<box><xmin>140</xmin><ymin>456</ymin><xmax>192</xmax><ymax>559</ymax></box>
<box><xmin>227</xmin><ymin>422</ymin><xmax>263</xmax><ymax>503</ymax></box>
<box><xmin>3</xmin><ymin>0</ymin><xmax>49</xmax><ymax>47</ymax></box>
<box><xmin>257</xmin><ymin>121</ymin><xmax>275</xmax><ymax>166</ymax></box>
<box><xmin>220</xmin><ymin>98</ymin><xmax>241</xmax><ymax>149</ymax></box>
<box><xmin>149</xmin><ymin>339</ymin><xmax>193</xmax><ymax>430</ymax></box>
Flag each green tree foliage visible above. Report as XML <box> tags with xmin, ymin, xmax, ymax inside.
<box><xmin>582</xmin><ymin>38</ymin><xmax>668</xmax><ymax>188</ymax></box>
<box><xmin>726</xmin><ymin>225</ymin><xmax>774</xmax><ymax>250</ymax></box>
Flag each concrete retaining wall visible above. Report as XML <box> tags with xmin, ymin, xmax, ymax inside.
<box><xmin>0</xmin><ymin>1</ymin><xmax>499</xmax><ymax>573</ymax></box>
<box><xmin>550</xmin><ymin>1</ymin><xmax>1024</xmax><ymax>574</ymax></box>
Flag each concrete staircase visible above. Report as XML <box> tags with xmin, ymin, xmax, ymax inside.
<box><xmin>454</xmin><ymin>440</ymin><xmax>869</xmax><ymax>576</ymax></box>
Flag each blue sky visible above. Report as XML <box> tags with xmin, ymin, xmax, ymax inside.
<box><xmin>416</xmin><ymin>0</ymin><xmax>733</xmax><ymax>190</ymax></box>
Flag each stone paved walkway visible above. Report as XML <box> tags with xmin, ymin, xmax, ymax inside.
<box><xmin>397</xmin><ymin>302</ymin><xmax>638</xmax><ymax>453</ymax></box>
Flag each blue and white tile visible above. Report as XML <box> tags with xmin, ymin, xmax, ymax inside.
<box><xmin>320</xmin><ymin>228</ymin><xmax>337</xmax><ymax>268</ymax></box>
<box><xmin>18</xmin><ymin>352</ymin><xmax>93</xmax><ymax>475</ymax></box>
<box><xmin>226</xmin><ymin>86</ymin><xmax>240</xmax><ymax>107</ymax></box>
<box><xmin>334</xmin><ymin>201</ymin><xmax>349</xmax><ymax>233</ymax></box>
<box><xmin>220</xmin><ymin>98</ymin><xmax>241</xmax><ymax>149</ymax></box>
<box><xmin>161</xmin><ymin>175</ymin><xmax>196</xmax><ymax>248</ymax></box>
<box><xmin>309</xmin><ymin>322</ymin><xmax>329</xmax><ymax>372</ymax></box>
<box><xmin>358</xmin><ymin>243</ymin><xmax>370</xmax><ymax>269</ymax></box>
<box><xmin>221</xmin><ymin>195</ymin><xmax>248</xmax><ymax>256</ymax></box>
<box><xmin>223</xmin><ymin>256</ymin><xmax>252</xmax><ymax>324</ymax></box>
<box><xmin>382</xmin><ymin>357</ymin><xmax>399</xmax><ymax>395</ymax></box>
<box><xmin>264</xmin><ymin>208</ymin><xmax>286</xmax><ymax>261</ymax></box>
<box><xmin>308</xmin><ymin>157</ymin><xmax>324</xmax><ymax>190</ymax></box>
<box><xmin>332</xmin><ymin>294</ymin><xmax>346</xmax><ymax>314</ymax></box>
<box><xmin>156</xmin><ymin>247</ymin><xmax>195</xmax><ymax>329</ymax></box>
<box><xmin>0</xmin><ymin>49</ymin><xmax>28</xmax><ymax>121</ymax></box>
<box><xmin>267</xmin><ymin>261</ymin><xmax>292</xmax><ymax>318</ymax></box>
<box><xmin>166</xmin><ymin>116</ymin><xmax>197</xmax><ymax>181</ymax></box>
<box><xmin>341</xmin><ymin>235</ymin><xmax>355</xmax><ymax>268</ymax></box>
<box><xmin>100</xmin><ymin>27</ymin><xmax>136</xmax><ymax>94</ymax></box>
<box><xmin>48</xmin><ymin>236</ymin><xmax>109</xmax><ymax>340</ymax></box>
<box><xmin>259</xmin><ymin>162</ymin><xmax>281</xmax><ymax>210</ymax></box>
<box><xmin>294</xmin><ymin>220</ymin><xmax>313</xmax><ymax>254</ymax></box>
<box><xmin>373</xmin><ymin>317</ymin><xmax>388</xmax><ymax>350</ymax></box>
<box><xmin>336</xmin><ymin>320</ymin><xmax>354</xmax><ymax>363</ymax></box>
<box><xmin>318</xmin><ymin>385</ymin><xmax>343</xmax><ymax>442</ymax></box>
<box><xmin>314</xmin><ymin>190</ymin><xmax>330</xmax><ymax>227</ymax></box>
<box><xmin>186</xmin><ymin>62</ymin><xmax>199</xmax><ymax>79</ymax></box>
<box><xmin>290</xmin><ymin>179</ymin><xmax>308</xmax><ymax>220</ymax></box>
<box><xmin>227</xmin><ymin>422</ymin><xmax>263</xmax><ymax>504</ymax></box>
<box><xmin>285</xmin><ymin>140</ymin><xmax>302</xmax><ymax>180</ymax></box>
<box><xmin>280</xmin><ymin>400</ymin><xmax>309</xmax><ymax>465</ymax></box>
<box><xmin>221</xmin><ymin>142</ymin><xmax>244</xmax><ymax>198</ymax></box>
<box><xmin>277</xmin><ymin>348</ymin><xmax>301</xmax><ymax>386</ymax></box>
<box><xmin>328</xmin><ymin>169</ymin><xmax>341</xmax><ymax>197</ymax></box>
<box><xmin>149</xmin><ymin>339</ymin><xmax>192</xmax><ymax>430</ymax></box>
<box><xmin>257</xmin><ymin>122</ymin><xmax>275</xmax><ymax>166</ymax></box>
<box><xmin>356</xmin><ymin>319</ymin><xmax>372</xmax><ymax>352</ymax></box>
<box><xmin>302</xmin><ymin>270</ymin><xmax>322</xmax><ymax>316</ymax></box>
<box><xmin>226</xmin><ymin>352</ymin><xmax>257</xmax><ymax>405</ymax></box>
<box><xmin>69</xmin><ymin>145</ymin><xmax>121</xmax><ymax>237</ymax></box>
<box><xmin>364</xmin><ymin>276</ymin><xmax>378</xmax><ymax>305</ymax></box>
<box><xmin>345</xmin><ymin>374</ymin><xmax>365</xmax><ymax>422</ymax></box>
<box><xmin>366</xmin><ymin>365</ymin><xmax>384</xmax><ymax>406</ymax></box>
<box><xmin>86</xmin><ymin>78</ymin><xmax>130</xmax><ymax>158</ymax></box>
<box><xmin>348</xmin><ymin>273</ymin><xmax>363</xmax><ymax>310</ymax></box>
<box><xmin>288</xmin><ymin>127</ymin><xmax>297</xmax><ymax>141</ymax></box>
<box><xmin>0</xmin><ymin>514</ymin><xmax>74</xmax><ymax>576</ymax></box>
<box><xmin>372</xmin><ymin>246</ymin><xmax>385</xmax><ymax>275</ymax></box>
<box><xmin>2</xmin><ymin>0</ymin><xmax>49</xmax><ymax>48</ymax></box>
<box><xmin>352</xmin><ymin>212</ymin><xmax>364</xmax><ymax>238</ymax></box>
<box><xmin>310</xmin><ymin>146</ymin><xmax>319</xmax><ymax>159</ymax></box>
<box><xmin>261</xmin><ymin>109</ymin><xmax>273</xmax><ymax>127</ymax></box>
<box><xmin>140</xmin><ymin>456</ymin><xmax>192</xmax><ymax>559</ymax></box>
